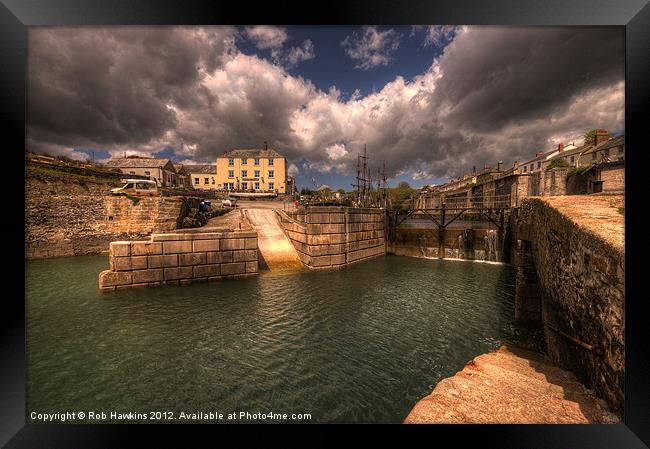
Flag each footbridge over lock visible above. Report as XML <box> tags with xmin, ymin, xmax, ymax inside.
<box><xmin>388</xmin><ymin>193</ymin><xmax>514</xmax><ymax>262</ymax></box>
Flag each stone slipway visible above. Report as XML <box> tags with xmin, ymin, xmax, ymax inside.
<box><xmin>244</xmin><ymin>208</ymin><xmax>304</xmax><ymax>272</ymax></box>
<box><xmin>404</xmin><ymin>346</ymin><xmax>619</xmax><ymax>424</ymax></box>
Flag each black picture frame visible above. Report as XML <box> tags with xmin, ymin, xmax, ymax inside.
<box><xmin>2</xmin><ymin>0</ymin><xmax>649</xmax><ymax>446</ymax></box>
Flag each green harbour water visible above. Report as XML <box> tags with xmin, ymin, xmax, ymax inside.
<box><xmin>26</xmin><ymin>254</ymin><xmax>531</xmax><ymax>423</ymax></box>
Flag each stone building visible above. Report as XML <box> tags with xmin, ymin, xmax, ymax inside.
<box><xmin>215</xmin><ymin>143</ymin><xmax>287</xmax><ymax>194</ymax></box>
<box><xmin>105</xmin><ymin>157</ymin><xmax>182</xmax><ymax>188</ymax></box>
<box><xmin>177</xmin><ymin>164</ymin><xmax>218</xmax><ymax>190</ymax></box>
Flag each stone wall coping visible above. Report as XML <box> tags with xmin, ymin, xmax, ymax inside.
<box><xmin>298</xmin><ymin>206</ymin><xmax>385</xmax><ymax>214</ymax></box>
<box><xmin>173</xmin><ymin>226</ymin><xmax>233</xmax><ymax>234</ymax></box>
<box><xmin>150</xmin><ymin>230</ymin><xmax>257</xmax><ymax>241</ymax></box>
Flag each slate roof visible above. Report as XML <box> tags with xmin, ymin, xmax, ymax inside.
<box><xmin>582</xmin><ymin>135</ymin><xmax>625</xmax><ymax>155</ymax></box>
<box><xmin>219</xmin><ymin>148</ymin><xmax>284</xmax><ymax>159</ymax></box>
<box><xmin>177</xmin><ymin>164</ymin><xmax>217</xmax><ymax>174</ymax></box>
<box><xmin>105</xmin><ymin>158</ymin><xmax>174</xmax><ymax>169</ymax></box>
<box><xmin>549</xmin><ymin>143</ymin><xmax>593</xmax><ymax>160</ymax></box>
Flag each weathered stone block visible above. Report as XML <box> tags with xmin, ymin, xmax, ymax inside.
<box><xmin>221</xmin><ymin>262</ymin><xmax>246</xmax><ymax>275</ymax></box>
<box><xmin>246</xmin><ymin>261</ymin><xmax>258</xmax><ymax>273</ymax></box>
<box><xmin>109</xmin><ymin>241</ymin><xmax>131</xmax><ymax>257</ymax></box>
<box><xmin>233</xmin><ymin>249</ymin><xmax>258</xmax><ymax>262</ymax></box>
<box><xmin>307</xmin><ymin>234</ymin><xmax>331</xmax><ymax>245</ymax></box>
<box><xmin>194</xmin><ymin>264</ymin><xmax>220</xmax><ymax>278</ymax></box>
<box><xmin>233</xmin><ymin>230</ymin><xmax>257</xmax><ymax>238</ymax></box>
<box><xmin>132</xmin><ymin>268</ymin><xmax>164</xmax><ymax>284</ymax></box>
<box><xmin>329</xmin><ymin>213</ymin><xmax>345</xmax><ymax>224</ymax></box>
<box><xmin>307</xmin><ymin>224</ymin><xmax>322</xmax><ymax>234</ymax></box>
<box><xmin>348</xmin><ymin>223</ymin><xmax>362</xmax><ymax>232</ymax></box>
<box><xmin>179</xmin><ymin>252</ymin><xmax>207</xmax><ymax>266</ymax></box>
<box><xmin>331</xmin><ymin>254</ymin><xmax>346</xmax><ymax>265</ymax></box>
<box><xmin>193</xmin><ymin>239</ymin><xmax>220</xmax><ymax>252</ymax></box>
<box><xmin>321</xmin><ymin>223</ymin><xmax>346</xmax><ymax>234</ymax></box>
<box><xmin>244</xmin><ymin>238</ymin><xmax>258</xmax><ymax>249</ymax></box>
<box><xmin>311</xmin><ymin>255</ymin><xmax>332</xmax><ymax>267</ymax></box>
<box><xmin>221</xmin><ymin>239</ymin><xmax>245</xmax><ymax>250</ymax></box>
<box><xmin>99</xmin><ymin>270</ymin><xmax>132</xmax><ymax>288</ymax></box>
<box><xmin>111</xmin><ymin>256</ymin><xmax>148</xmax><ymax>271</ymax></box>
<box><xmin>164</xmin><ymin>266</ymin><xmax>193</xmax><ymax>280</ymax></box>
<box><xmin>207</xmin><ymin>251</ymin><xmax>233</xmax><ymax>264</ymax></box>
<box><xmin>147</xmin><ymin>254</ymin><xmax>178</xmax><ymax>268</ymax></box>
<box><xmin>162</xmin><ymin>240</ymin><xmax>193</xmax><ymax>254</ymax></box>
<box><xmin>308</xmin><ymin>213</ymin><xmax>331</xmax><ymax>224</ymax></box>
<box><xmin>131</xmin><ymin>241</ymin><xmax>163</xmax><ymax>256</ymax></box>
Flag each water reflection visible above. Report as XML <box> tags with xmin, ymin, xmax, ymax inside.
<box><xmin>26</xmin><ymin>254</ymin><xmax>529</xmax><ymax>423</ymax></box>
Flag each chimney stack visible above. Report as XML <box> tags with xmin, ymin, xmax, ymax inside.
<box><xmin>535</xmin><ymin>152</ymin><xmax>544</xmax><ymax>157</ymax></box>
<box><xmin>558</xmin><ymin>143</ymin><xmax>564</xmax><ymax>152</ymax></box>
<box><xmin>263</xmin><ymin>141</ymin><xmax>268</xmax><ymax>151</ymax></box>
<box><xmin>594</xmin><ymin>129</ymin><xmax>609</xmax><ymax>145</ymax></box>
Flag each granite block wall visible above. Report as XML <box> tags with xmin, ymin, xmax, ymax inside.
<box><xmin>99</xmin><ymin>228</ymin><xmax>258</xmax><ymax>291</ymax></box>
<box><xmin>278</xmin><ymin>206</ymin><xmax>385</xmax><ymax>269</ymax></box>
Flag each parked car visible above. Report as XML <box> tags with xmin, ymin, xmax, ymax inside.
<box><xmin>221</xmin><ymin>198</ymin><xmax>237</xmax><ymax>207</ymax></box>
<box><xmin>111</xmin><ymin>179</ymin><xmax>159</xmax><ymax>196</ymax></box>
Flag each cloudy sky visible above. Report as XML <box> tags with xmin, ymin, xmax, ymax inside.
<box><xmin>27</xmin><ymin>26</ymin><xmax>624</xmax><ymax>190</ymax></box>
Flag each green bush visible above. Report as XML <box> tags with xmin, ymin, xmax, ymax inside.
<box><xmin>546</xmin><ymin>159</ymin><xmax>569</xmax><ymax>170</ymax></box>
<box><xmin>566</xmin><ymin>165</ymin><xmax>590</xmax><ymax>179</ymax></box>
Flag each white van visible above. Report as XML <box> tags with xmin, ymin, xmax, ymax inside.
<box><xmin>111</xmin><ymin>179</ymin><xmax>159</xmax><ymax>196</ymax></box>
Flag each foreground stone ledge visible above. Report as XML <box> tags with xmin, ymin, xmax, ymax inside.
<box><xmin>404</xmin><ymin>346</ymin><xmax>619</xmax><ymax>424</ymax></box>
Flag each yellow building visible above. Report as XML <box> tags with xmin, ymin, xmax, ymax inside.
<box><xmin>216</xmin><ymin>144</ymin><xmax>287</xmax><ymax>194</ymax></box>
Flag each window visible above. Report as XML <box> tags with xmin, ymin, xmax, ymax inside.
<box><xmin>523</xmin><ymin>166</ymin><xmax>527</xmax><ymax>173</ymax></box>
<box><xmin>194</xmin><ymin>177</ymin><xmax>199</xmax><ymax>185</ymax></box>
<box><xmin>268</xmin><ymin>170</ymin><xmax>274</xmax><ymax>179</ymax></box>
<box><xmin>254</xmin><ymin>158</ymin><xmax>260</xmax><ymax>166</ymax></box>
<box><xmin>241</xmin><ymin>158</ymin><xmax>247</xmax><ymax>165</ymax></box>
<box><xmin>254</xmin><ymin>182</ymin><xmax>260</xmax><ymax>190</ymax></box>
<box><xmin>229</xmin><ymin>182</ymin><xmax>234</xmax><ymax>190</ymax></box>
<box><xmin>268</xmin><ymin>159</ymin><xmax>274</xmax><ymax>166</ymax></box>
<box><xmin>570</xmin><ymin>156</ymin><xmax>575</xmax><ymax>164</ymax></box>
<box><xmin>254</xmin><ymin>170</ymin><xmax>260</xmax><ymax>178</ymax></box>
<box><xmin>537</xmin><ymin>162</ymin><xmax>541</xmax><ymax>169</ymax></box>
<box><xmin>228</xmin><ymin>158</ymin><xmax>234</xmax><ymax>166</ymax></box>
<box><xmin>269</xmin><ymin>182</ymin><xmax>274</xmax><ymax>190</ymax></box>
<box><xmin>603</xmin><ymin>148</ymin><xmax>610</xmax><ymax>157</ymax></box>
<box><xmin>241</xmin><ymin>170</ymin><xmax>248</xmax><ymax>178</ymax></box>
<box><xmin>204</xmin><ymin>177</ymin><xmax>209</xmax><ymax>185</ymax></box>
<box><xmin>228</xmin><ymin>170</ymin><xmax>234</xmax><ymax>178</ymax></box>
<box><xmin>211</xmin><ymin>177</ymin><xmax>215</xmax><ymax>184</ymax></box>
<box><xmin>530</xmin><ymin>164</ymin><xmax>533</xmax><ymax>171</ymax></box>
<box><xmin>130</xmin><ymin>171</ymin><xmax>135</xmax><ymax>175</ymax></box>
<box><xmin>145</xmin><ymin>171</ymin><xmax>150</xmax><ymax>176</ymax></box>
<box><xmin>242</xmin><ymin>182</ymin><xmax>248</xmax><ymax>190</ymax></box>
<box><xmin>592</xmin><ymin>153</ymin><xmax>597</xmax><ymax>160</ymax></box>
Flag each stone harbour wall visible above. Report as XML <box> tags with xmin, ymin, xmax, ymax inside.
<box><xmin>512</xmin><ymin>198</ymin><xmax>624</xmax><ymax>416</ymax></box>
<box><xmin>26</xmin><ymin>175</ymin><xmax>201</xmax><ymax>259</ymax></box>
<box><xmin>277</xmin><ymin>206</ymin><xmax>385</xmax><ymax>269</ymax></box>
<box><xmin>99</xmin><ymin>227</ymin><xmax>258</xmax><ymax>292</ymax></box>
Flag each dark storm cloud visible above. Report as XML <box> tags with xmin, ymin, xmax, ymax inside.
<box><xmin>27</xmin><ymin>27</ymin><xmax>236</xmax><ymax>153</ymax></box>
<box><xmin>27</xmin><ymin>26</ymin><xmax>624</xmax><ymax>182</ymax></box>
<box><xmin>435</xmin><ymin>27</ymin><xmax>624</xmax><ymax>131</ymax></box>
